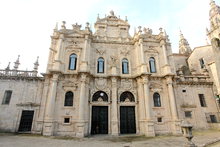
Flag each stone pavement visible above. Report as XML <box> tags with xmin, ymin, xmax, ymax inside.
<box><xmin>0</xmin><ymin>130</ymin><xmax>220</xmax><ymax>147</ymax></box>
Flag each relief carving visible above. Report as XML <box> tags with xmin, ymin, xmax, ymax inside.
<box><xmin>120</xmin><ymin>79</ymin><xmax>132</xmax><ymax>90</ymax></box>
<box><xmin>96</xmin><ymin>48</ymin><xmax>106</xmax><ymax>55</ymax></box>
<box><xmin>95</xmin><ymin>78</ymin><xmax>107</xmax><ymax>90</ymax></box>
<box><xmin>120</xmin><ymin>48</ymin><xmax>130</xmax><ymax>56</ymax></box>
<box><xmin>109</xmin><ymin>55</ymin><xmax>118</xmax><ymax>67</ymax></box>
<box><xmin>62</xmin><ymin>80</ymin><xmax>78</xmax><ymax>90</ymax></box>
<box><xmin>149</xmin><ymin>82</ymin><xmax>163</xmax><ymax>92</ymax></box>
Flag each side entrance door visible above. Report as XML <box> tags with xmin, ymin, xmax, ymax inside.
<box><xmin>18</xmin><ymin>110</ymin><xmax>34</xmax><ymax>132</ymax></box>
<box><xmin>120</xmin><ymin>106</ymin><xmax>136</xmax><ymax>134</ymax></box>
<box><xmin>91</xmin><ymin>106</ymin><xmax>108</xmax><ymax>134</ymax></box>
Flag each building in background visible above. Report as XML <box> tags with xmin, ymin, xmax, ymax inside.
<box><xmin>0</xmin><ymin>1</ymin><xmax>220</xmax><ymax>137</ymax></box>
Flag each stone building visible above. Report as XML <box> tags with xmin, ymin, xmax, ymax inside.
<box><xmin>0</xmin><ymin>1</ymin><xmax>220</xmax><ymax>137</ymax></box>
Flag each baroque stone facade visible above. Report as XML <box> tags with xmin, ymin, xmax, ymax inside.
<box><xmin>1</xmin><ymin>1</ymin><xmax>220</xmax><ymax>137</ymax></box>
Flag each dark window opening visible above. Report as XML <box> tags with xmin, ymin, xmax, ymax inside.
<box><xmin>149</xmin><ymin>57</ymin><xmax>156</xmax><ymax>73</ymax></box>
<box><xmin>210</xmin><ymin>115</ymin><xmax>217</xmax><ymax>123</ymax></box>
<box><xmin>69</xmin><ymin>54</ymin><xmax>77</xmax><ymax>70</ymax></box>
<box><xmin>153</xmin><ymin>92</ymin><xmax>161</xmax><ymax>107</ymax></box>
<box><xmin>92</xmin><ymin>91</ymin><xmax>108</xmax><ymax>102</ymax></box>
<box><xmin>97</xmin><ymin>57</ymin><xmax>104</xmax><ymax>73</ymax></box>
<box><xmin>64</xmin><ymin>118</ymin><xmax>70</xmax><ymax>123</ymax></box>
<box><xmin>182</xmin><ymin>90</ymin><xmax>186</xmax><ymax>92</ymax></box>
<box><xmin>120</xmin><ymin>91</ymin><xmax>135</xmax><ymax>102</ymax></box>
<box><xmin>2</xmin><ymin>90</ymin><xmax>12</xmax><ymax>105</ymax></box>
<box><xmin>64</xmin><ymin>91</ymin><xmax>73</xmax><ymax>106</ymax></box>
<box><xmin>199</xmin><ymin>58</ymin><xmax>205</xmax><ymax>69</ymax></box>
<box><xmin>122</xmin><ymin>58</ymin><xmax>129</xmax><ymax>74</ymax></box>
<box><xmin>157</xmin><ymin>117</ymin><xmax>162</xmax><ymax>122</ymax></box>
<box><xmin>185</xmin><ymin>111</ymin><xmax>192</xmax><ymax>118</ymax></box>
<box><xmin>199</xmin><ymin>94</ymin><xmax>207</xmax><ymax>107</ymax></box>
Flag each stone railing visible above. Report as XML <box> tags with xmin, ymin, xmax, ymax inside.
<box><xmin>176</xmin><ymin>75</ymin><xmax>212</xmax><ymax>85</ymax></box>
<box><xmin>0</xmin><ymin>69</ymin><xmax>38</xmax><ymax>77</ymax></box>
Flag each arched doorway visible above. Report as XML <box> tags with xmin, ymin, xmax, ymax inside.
<box><xmin>119</xmin><ymin>91</ymin><xmax>136</xmax><ymax>134</ymax></box>
<box><xmin>91</xmin><ymin>91</ymin><xmax>108</xmax><ymax>134</ymax></box>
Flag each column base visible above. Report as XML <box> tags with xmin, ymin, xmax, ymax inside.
<box><xmin>144</xmin><ymin>120</ymin><xmax>155</xmax><ymax>137</ymax></box>
<box><xmin>171</xmin><ymin>120</ymin><xmax>182</xmax><ymax>135</ymax></box>
<box><xmin>76</xmin><ymin>122</ymin><xmax>88</xmax><ymax>137</ymax></box>
<box><xmin>111</xmin><ymin>120</ymin><xmax>119</xmax><ymax>136</ymax></box>
<box><xmin>43</xmin><ymin>121</ymin><xmax>54</xmax><ymax>136</ymax></box>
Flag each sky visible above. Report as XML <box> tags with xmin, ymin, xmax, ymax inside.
<box><xmin>0</xmin><ymin>0</ymin><xmax>213</xmax><ymax>73</ymax></box>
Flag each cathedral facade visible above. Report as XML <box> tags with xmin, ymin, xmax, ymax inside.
<box><xmin>0</xmin><ymin>1</ymin><xmax>220</xmax><ymax>137</ymax></box>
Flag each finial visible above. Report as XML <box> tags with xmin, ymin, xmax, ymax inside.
<box><xmin>97</xmin><ymin>13</ymin><xmax>100</xmax><ymax>20</ymax></box>
<box><xmin>159</xmin><ymin>27</ymin><xmax>163</xmax><ymax>33</ymax></box>
<box><xmin>125</xmin><ymin>16</ymin><xmax>128</xmax><ymax>22</ymax></box>
<box><xmin>13</xmin><ymin>55</ymin><xmax>20</xmax><ymax>70</ymax></box>
<box><xmin>110</xmin><ymin>10</ymin><xmax>114</xmax><ymax>16</ymax></box>
<box><xmin>134</xmin><ymin>27</ymin><xmax>137</xmax><ymax>34</ymax></box>
<box><xmin>61</xmin><ymin>21</ymin><xmax>66</xmax><ymax>29</ymax></box>
<box><xmin>138</xmin><ymin>26</ymin><xmax>142</xmax><ymax>33</ymax></box>
<box><xmin>6</xmin><ymin>62</ymin><xmax>10</xmax><ymax>70</ymax></box>
<box><xmin>85</xmin><ymin>22</ymin><xmax>90</xmax><ymax>31</ymax></box>
<box><xmin>54</xmin><ymin>22</ymin><xmax>58</xmax><ymax>31</ymax></box>
<box><xmin>33</xmin><ymin>56</ymin><xmax>39</xmax><ymax>72</ymax></box>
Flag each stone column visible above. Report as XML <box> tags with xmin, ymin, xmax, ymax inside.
<box><xmin>142</xmin><ymin>76</ymin><xmax>155</xmax><ymax>136</ymax></box>
<box><xmin>166</xmin><ymin>76</ymin><xmax>181</xmax><ymax>134</ymax></box>
<box><xmin>54</xmin><ymin>34</ymin><xmax>64</xmax><ymax>71</ymax></box>
<box><xmin>111</xmin><ymin>77</ymin><xmax>119</xmax><ymax>135</ymax></box>
<box><xmin>137</xmin><ymin>78</ymin><xmax>146</xmax><ymax>135</ymax></box>
<box><xmin>76</xmin><ymin>73</ymin><xmax>87</xmax><ymax>137</ymax></box>
<box><xmin>80</xmin><ymin>35</ymin><xmax>90</xmax><ymax>72</ymax></box>
<box><xmin>139</xmin><ymin>38</ymin><xmax>147</xmax><ymax>73</ymax></box>
<box><xmin>43</xmin><ymin>74</ymin><xmax>59</xmax><ymax>136</ymax></box>
<box><xmin>160</xmin><ymin>40</ymin><xmax>171</xmax><ymax>74</ymax></box>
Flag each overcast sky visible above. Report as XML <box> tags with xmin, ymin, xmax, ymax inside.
<box><xmin>0</xmin><ymin>0</ymin><xmax>213</xmax><ymax>73</ymax></box>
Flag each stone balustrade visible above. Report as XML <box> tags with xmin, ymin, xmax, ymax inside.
<box><xmin>0</xmin><ymin>69</ymin><xmax>38</xmax><ymax>77</ymax></box>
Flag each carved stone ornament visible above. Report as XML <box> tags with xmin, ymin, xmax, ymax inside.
<box><xmin>121</xmin><ymin>79</ymin><xmax>132</xmax><ymax>90</ymax></box>
<box><xmin>62</xmin><ymin>80</ymin><xmax>78</xmax><ymax>90</ymax></box>
<box><xmin>96</xmin><ymin>48</ymin><xmax>106</xmax><ymax>55</ymax></box>
<box><xmin>95</xmin><ymin>78</ymin><xmax>107</xmax><ymax>90</ymax></box>
<box><xmin>120</xmin><ymin>48</ymin><xmax>130</xmax><ymax>56</ymax></box>
<box><xmin>109</xmin><ymin>55</ymin><xmax>118</xmax><ymax>67</ymax></box>
<box><xmin>149</xmin><ymin>82</ymin><xmax>163</xmax><ymax>92</ymax></box>
<box><xmin>98</xmin><ymin>97</ymin><xmax>103</xmax><ymax>102</ymax></box>
<box><xmin>124</xmin><ymin>97</ymin><xmax>130</xmax><ymax>102</ymax></box>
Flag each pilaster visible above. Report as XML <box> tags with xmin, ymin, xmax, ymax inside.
<box><xmin>142</xmin><ymin>75</ymin><xmax>155</xmax><ymax>136</ymax></box>
<box><xmin>166</xmin><ymin>76</ymin><xmax>181</xmax><ymax>135</ymax></box>
<box><xmin>43</xmin><ymin>74</ymin><xmax>59</xmax><ymax>136</ymax></box>
<box><xmin>111</xmin><ymin>77</ymin><xmax>119</xmax><ymax>135</ymax></box>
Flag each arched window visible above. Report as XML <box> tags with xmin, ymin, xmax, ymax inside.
<box><xmin>69</xmin><ymin>54</ymin><xmax>77</xmax><ymax>70</ymax></box>
<box><xmin>64</xmin><ymin>91</ymin><xmax>73</xmax><ymax>106</ymax></box>
<box><xmin>92</xmin><ymin>91</ymin><xmax>108</xmax><ymax>102</ymax></box>
<box><xmin>122</xmin><ymin>58</ymin><xmax>129</xmax><ymax>74</ymax></box>
<box><xmin>149</xmin><ymin>57</ymin><xmax>156</xmax><ymax>73</ymax></box>
<box><xmin>153</xmin><ymin>92</ymin><xmax>161</xmax><ymax>107</ymax></box>
<box><xmin>97</xmin><ymin>57</ymin><xmax>104</xmax><ymax>73</ymax></box>
<box><xmin>120</xmin><ymin>91</ymin><xmax>135</xmax><ymax>102</ymax></box>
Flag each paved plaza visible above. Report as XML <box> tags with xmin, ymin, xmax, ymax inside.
<box><xmin>0</xmin><ymin>130</ymin><xmax>220</xmax><ymax>147</ymax></box>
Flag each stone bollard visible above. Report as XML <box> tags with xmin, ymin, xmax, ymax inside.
<box><xmin>181</xmin><ymin>120</ymin><xmax>197</xmax><ymax>147</ymax></box>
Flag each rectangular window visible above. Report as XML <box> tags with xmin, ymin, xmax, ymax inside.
<box><xmin>2</xmin><ymin>90</ymin><xmax>12</xmax><ymax>105</ymax></box>
<box><xmin>210</xmin><ymin>115</ymin><xmax>217</xmax><ymax>123</ymax></box>
<box><xmin>199</xmin><ymin>94</ymin><xmax>207</xmax><ymax>107</ymax></box>
<box><xmin>64</xmin><ymin>118</ymin><xmax>70</xmax><ymax>123</ymax></box>
<box><xmin>157</xmin><ymin>117</ymin><xmax>162</xmax><ymax>122</ymax></box>
<box><xmin>185</xmin><ymin>111</ymin><xmax>192</xmax><ymax>118</ymax></box>
<box><xmin>199</xmin><ymin>58</ymin><xmax>205</xmax><ymax>68</ymax></box>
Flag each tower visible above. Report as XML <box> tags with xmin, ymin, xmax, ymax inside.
<box><xmin>179</xmin><ymin>30</ymin><xmax>192</xmax><ymax>55</ymax></box>
<box><xmin>207</xmin><ymin>0</ymin><xmax>220</xmax><ymax>96</ymax></box>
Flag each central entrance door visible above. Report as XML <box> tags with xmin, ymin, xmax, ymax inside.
<box><xmin>91</xmin><ymin>106</ymin><xmax>108</xmax><ymax>134</ymax></box>
<box><xmin>18</xmin><ymin>110</ymin><xmax>34</xmax><ymax>132</ymax></box>
<box><xmin>120</xmin><ymin>106</ymin><xmax>136</xmax><ymax>134</ymax></box>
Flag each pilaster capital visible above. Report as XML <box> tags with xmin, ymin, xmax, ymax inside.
<box><xmin>142</xmin><ymin>76</ymin><xmax>149</xmax><ymax>84</ymax></box>
<box><xmin>160</xmin><ymin>40</ymin><xmax>166</xmax><ymax>46</ymax></box>
<box><xmin>166</xmin><ymin>77</ymin><xmax>173</xmax><ymax>85</ymax></box>
<box><xmin>80</xmin><ymin>74</ymin><xmax>87</xmax><ymax>83</ymax></box>
<box><xmin>51</xmin><ymin>74</ymin><xmax>59</xmax><ymax>82</ymax></box>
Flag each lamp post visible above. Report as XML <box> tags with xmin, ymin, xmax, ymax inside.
<box><xmin>181</xmin><ymin>120</ymin><xmax>197</xmax><ymax>147</ymax></box>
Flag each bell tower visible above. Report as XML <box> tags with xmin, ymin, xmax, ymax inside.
<box><xmin>207</xmin><ymin>0</ymin><xmax>220</xmax><ymax>96</ymax></box>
